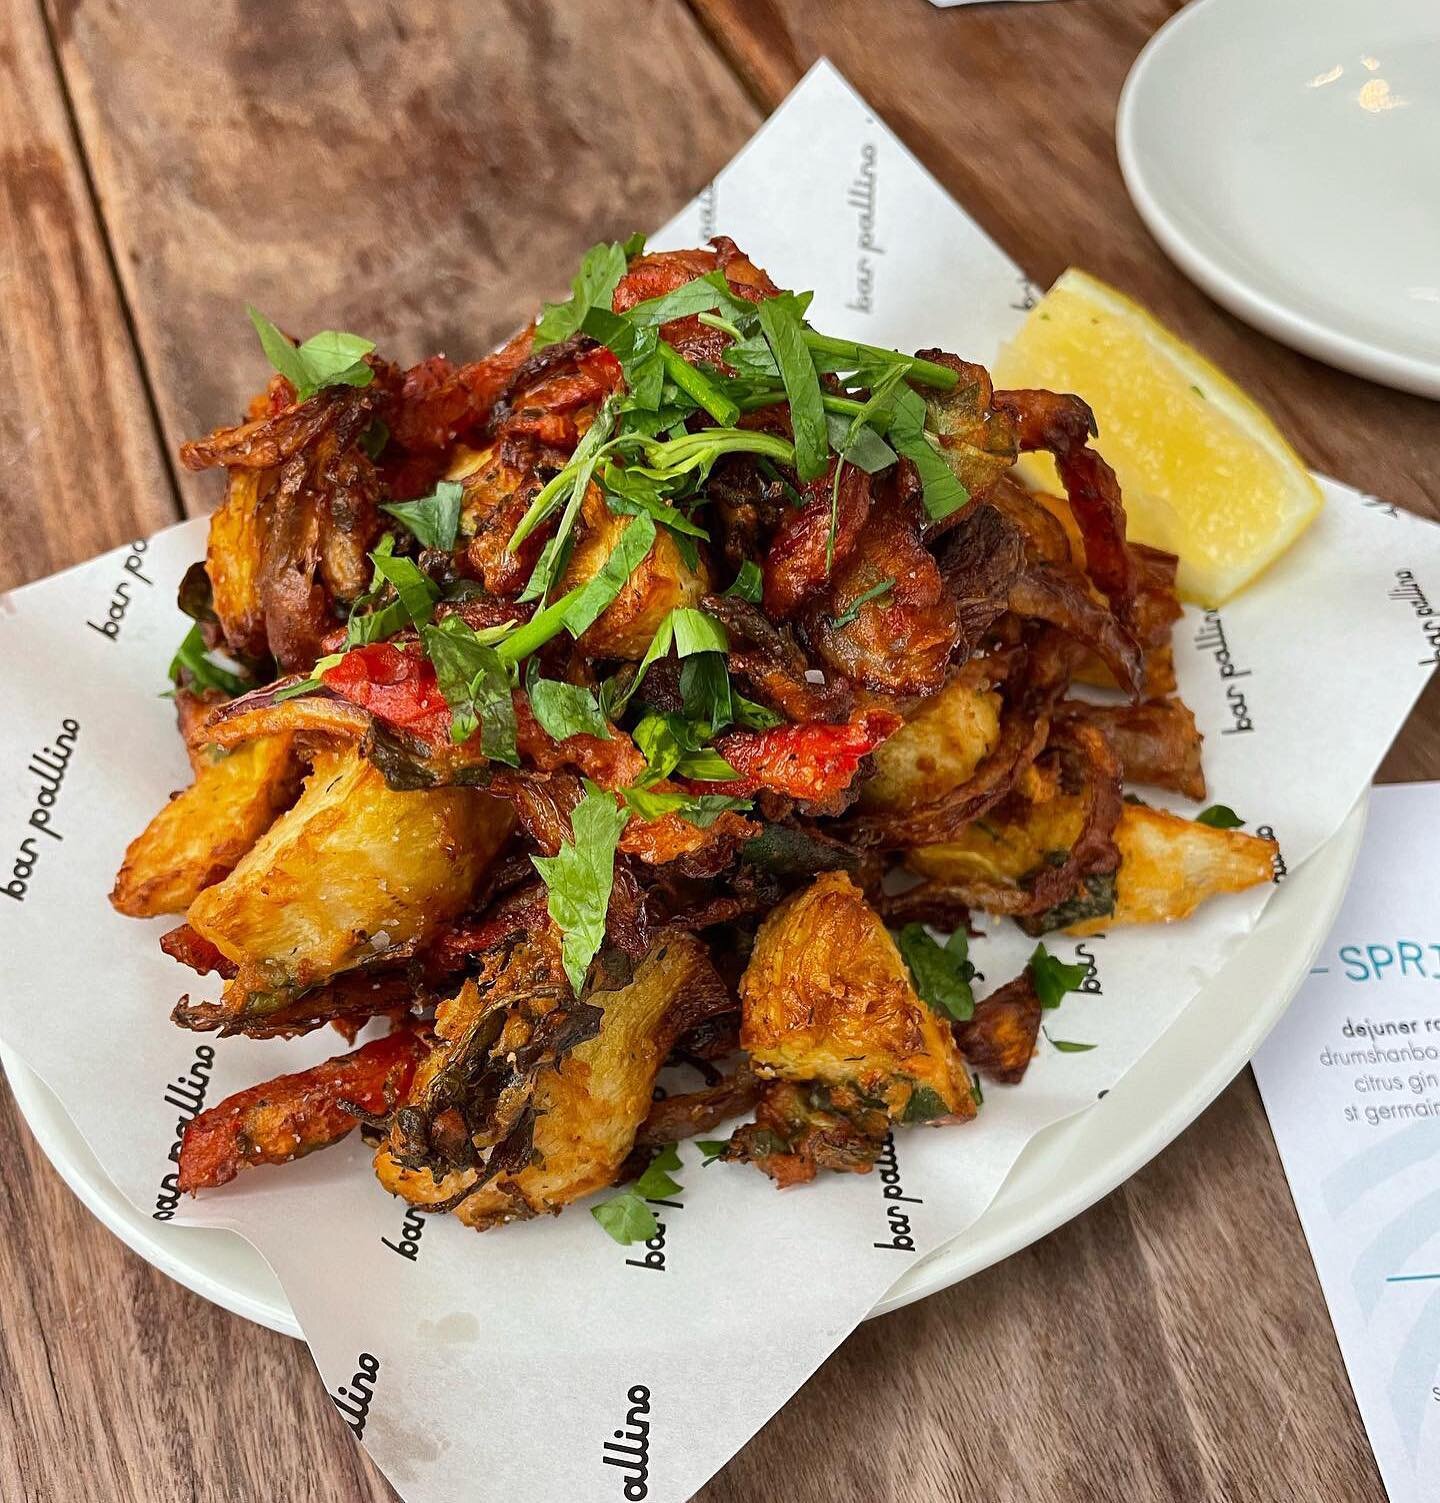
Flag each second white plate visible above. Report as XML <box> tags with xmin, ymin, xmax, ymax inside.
<box><xmin>2</xmin><ymin>799</ymin><xmax>1367</xmax><ymax>1336</ymax></box>
<box><xmin>1118</xmin><ymin>0</ymin><xmax>1440</xmax><ymax>398</ymax></box>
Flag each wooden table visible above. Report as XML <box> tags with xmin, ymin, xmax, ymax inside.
<box><xmin>2</xmin><ymin>2</ymin><xmax>1434</xmax><ymax>1497</ymax></box>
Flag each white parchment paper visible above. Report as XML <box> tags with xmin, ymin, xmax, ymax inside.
<box><xmin>1</xmin><ymin>60</ymin><xmax>1438</xmax><ymax>1503</ymax></box>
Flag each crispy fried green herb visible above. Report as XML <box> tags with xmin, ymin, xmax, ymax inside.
<box><xmin>168</xmin><ymin>624</ymin><xmax>251</xmax><ymax>697</ymax></box>
<box><xmin>1196</xmin><ymin>803</ymin><xmax>1245</xmax><ymax>829</ymax></box>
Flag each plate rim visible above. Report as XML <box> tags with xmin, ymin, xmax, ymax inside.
<box><xmin>1115</xmin><ymin>0</ymin><xmax>1440</xmax><ymax>401</ymax></box>
<box><xmin>2</xmin><ymin>797</ymin><xmax>1368</xmax><ymax>1338</ymax></box>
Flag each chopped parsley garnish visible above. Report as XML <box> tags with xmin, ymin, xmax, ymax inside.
<box><xmin>897</xmin><ymin>924</ymin><xmax>976</xmax><ymax>1022</ymax></box>
<box><xmin>531</xmin><ymin>780</ymin><xmax>629</xmax><ymax>995</ymax></box>
<box><xmin>420</xmin><ymin>616</ymin><xmax>518</xmax><ymax>763</ymax></box>
<box><xmin>527</xmin><ymin>676</ymin><xmax>611</xmax><ymax>743</ymax></box>
<box><xmin>369</xmin><ymin>550</ymin><xmax>440</xmax><ymax>629</ymax></box>
<box><xmin>1029</xmin><ymin>943</ymin><xmax>1088</xmax><ymax>1009</ymax></box>
<box><xmin>696</xmin><ymin>1139</ymin><xmax>731</xmax><ymax>1165</ymax></box>
<box><xmin>756</xmin><ymin>296</ymin><xmax>828</xmax><ymax>481</ymax></box>
<box><xmin>592</xmin><ymin>1145</ymin><xmax>685</xmax><ymax>1244</ymax></box>
<box><xmin>632</xmin><ymin>713</ymin><xmax>738</xmax><ymax>784</ymax></box>
<box><xmin>1045</xmin><ymin>1031</ymin><xmax>1097</xmax><ymax>1053</ymax></box>
<box><xmin>888</xmin><ymin>386</ymin><xmax>970</xmax><ymax>521</ymax></box>
<box><xmin>534</xmin><ymin>240</ymin><xmax>631</xmax><ymax>349</ymax></box>
<box><xmin>829</xmin><ymin>577</ymin><xmax>894</xmax><ymax>629</ymax></box>
<box><xmin>680</xmin><ymin>652</ymin><xmax>732</xmax><ymax>733</ymax></box>
<box><xmin>381</xmin><ymin>480</ymin><xmax>463</xmax><ymax>552</ymax></box>
<box><xmin>723</xmin><ymin>560</ymin><xmax>764</xmax><ymax>603</ymax></box>
<box><xmin>272</xmin><ymin>651</ymin><xmax>344</xmax><ymax>702</ymax></box>
<box><xmin>902</xmin><ymin>1085</ymin><xmax>951</xmax><ymax>1123</ymax></box>
<box><xmin>1196</xmin><ymin>803</ymin><xmax>1245</xmax><ymax>829</ymax></box>
<box><xmin>246</xmin><ymin>307</ymin><xmax>375</xmax><ymax>401</ymax></box>
<box><xmin>620</xmin><ymin>786</ymin><xmax>752</xmax><ymax>827</ymax></box>
<box><xmin>167</xmin><ymin>624</ymin><xmax>251</xmax><ymax>697</ymax></box>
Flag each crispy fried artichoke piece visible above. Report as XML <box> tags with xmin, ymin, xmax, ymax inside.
<box><xmin>914</xmin><ymin>351</ymin><xmax>1021</xmax><ymax>511</ymax></box>
<box><xmin>177</xmin><ymin>1027</ymin><xmax>427</xmax><ymax>1192</ymax></box>
<box><xmin>374</xmin><ymin>931</ymin><xmax>731</xmax><ymax>1227</ymax></box>
<box><xmin>563</xmin><ymin>484</ymin><xmax>708</xmax><ymax>658</ymax></box>
<box><xmin>110</xmin><ymin>734</ymin><xmax>302</xmax><ymax>918</ymax></box>
<box><xmin>807</xmin><ymin>497</ymin><xmax>961</xmax><ymax>698</ymax></box>
<box><xmin>764</xmin><ymin>462</ymin><xmax>873</xmax><ymax>620</ymax></box>
<box><xmin>634</xmin><ymin>1064</ymin><xmax>763</xmax><ymax>1149</ymax></box>
<box><xmin>901</xmin><ymin>720</ymin><xmax>1123</xmax><ymax>923</ymax></box>
<box><xmin>913</xmin><ymin>801</ymin><xmax>1274</xmax><ymax>933</ymax></box>
<box><xmin>204</xmin><ymin>468</ymin><xmax>272</xmax><ymax>659</ymax></box>
<box><xmin>171</xmin><ymin>967</ymin><xmax>415</xmax><ymax>1040</ymax></box>
<box><xmin>1058</xmin><ymin>697</ymin><xmax>1205</xmax><ymax>801</ymax></box>
<box><xmin>725</xmin><ymin>1080</ymin><xmax>891</xmax><ymax>1187</ymax></box>
<box><xmin>1063</xmin><ymin>805</ymin><xmax>1277</xmax><ymax>935</ymax></box>
<box><xmin>740</xmin><ymin>870</ymin><xmax>975</xmax><ymax>1122</ymax></box>
<box><xmin>992</xmin><ymin>387</ymin><xmax>1137</xmax><ymax>625</ymax></box>
<box><xmin>383</xmin><ymin>931</ymin><xmax>586</xmax><ymax>1176</ymax></box>
<box><xmin>956</xmin><ymin>971</ymin><xmax>1042</xmax><ymax>1085</ymax></box>
<box><xmin>185</xmin><ymin>746</ymin><xmax>513</xmax><ymax>1006</ymax></box>
<box><xmin>858</xmin><ymin>668</ymin><xmax>1002</xmax><ymax>813</ymax></box>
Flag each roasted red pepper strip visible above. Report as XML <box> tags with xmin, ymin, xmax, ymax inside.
<box><xmin>177</xmin><ymin>1029</ymin><xmax>427</xmax><ymax>1193</ymax></box>
<box><xmin>709</xmin><ymin>708</ymin><xmax>902</xmax><ymax>802</ymax></box>
<box><xmin>321</xmin><ymin>643</ymin><xmax>452</xmax><ymax>746</ymax></box>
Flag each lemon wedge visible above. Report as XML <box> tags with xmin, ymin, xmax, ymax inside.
<box><xmin>992</xmin><ymin>269</ymin><xmax>1322</xmax><ymax>606</ymax></box>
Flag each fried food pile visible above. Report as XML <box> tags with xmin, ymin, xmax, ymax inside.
<box><xmin>111</xmin><ymin>237</ymin><xmax>1277</xmax><ymax>1235</ymax></box>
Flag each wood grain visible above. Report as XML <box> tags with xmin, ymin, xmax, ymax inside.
<box><xmin>2</xmin><ymin>0</ymin><xmax>1434</xmax><ymax>1498</ymax></box>
<box><xmin>0</xmin><ymin>0</ymin><xmax>176</xmax><ymax>589</ymax></box>
<box><xmin>43</xmin><ymin>0</ymin><xmax>761</xmax><ymax>515</ymax></box>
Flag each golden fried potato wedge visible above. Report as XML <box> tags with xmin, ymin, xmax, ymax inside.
<box><xmin>858</xmin><ymin>671</ymin><xmax>1002</xmax><ymax>813</ymax></box>
<box><xmin>740</xmin><ymin>871</ymin><xmax>974</xmax><ymax>1121</ymax></box>
<box><xmin>1064</xmin><ymin>804</ymin><xmax>1276</xmax><ymax>935</ymax></box>
<box><xmin>373</xmin><ymin>931</ymin><xmax>722</xmax><ymax>1226</ymax></box>
<box><xmin>186</xmin><ymin>746</ymin><xmax>512</xmax><ymax>994</ymax></box>
<box><xmin>110</xmin><ymin>734</ymin><xmax>302</xmax><ymax>918</ymax></box>
<box><xmin>562</xmin><ymin>485</ymin><xmax>707</xmax><ymax>659</ymax></box>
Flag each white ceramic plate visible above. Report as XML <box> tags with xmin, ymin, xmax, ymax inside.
<box><xmin>1117</xmin><ymin>0</ymin><xmax>1440</xmax><ymax>398</ymax></box>
<box><xmin>1</xmin><ymin>799</ymin><xmax>1367</xmax><ymax>1336</ymax></box>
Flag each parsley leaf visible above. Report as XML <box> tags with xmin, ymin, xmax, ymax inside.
<box><xmin>732</xmin><ymin>693</ymin><xmax>783</xmax><ymax>730</ymax></box>
<box><xmin>246</xmin><ymin>307</ymin><xmax>375</xmax><ymax>401</ymax></box>
<box><xmin>273</xmin><ymin>651</ymin><xmax>344</xmax><ymax>701</ymax></box>
<box><xmin>680</xmin><ymin>652</ymin><xmax>732</xmax><ymax>734</ymax></box>
<box><xmin>723</xmin><ymin>560</ymin><xmax>763</xmax><ymax>603</ymax></box>
<box><xmin>1045</xmin><ymin>1030</ymin><xmax>1097</xmax><ymax>1053</ymax></box>
<box><xmin>381</xmin><ymin>480</ymin><xmax>463</xmax><ymax>551</ymax></box>
<box><xmin>531</xmin><ymin>781</ymin><xmax>630</xmax><ymax>996</ymax></box>
<box><xmin>534</xmin><ymin>241</ymin><xmax>630</xmax><ymax>349</ymax></box>
<box><xmin>633</xmin><ymin>1143</ymin><xmax>683</xmax><ymax>1200</ymax></box>
<box><xmin>1196</xmin><ymin>803</ymin><xmax>1245</xmax><ymax>829</ymax></box>
<box><xmin>559</xmin><ymin>515</ymin><xmax>657</xmax><ymax>638</ymax></box>
<box><xmin>591</xmin><ymin>1190</ymin><xmax>658</xmax><ymax>1245</ymax></box>
<box><xmin>823</xmin><ymin>410</ymin><xmax>897</xmax><ymax>474</ymax></box>
<box><xmin>829</xmin><ymin>577</ymin><xmax>894</xmax><ymax>629</ymax></box>
<box><xmin>696</xmin><ymin>1139</ymin><xmax>730</xmax><ymax>1165</ymax></box>
<box><xmin>757</xmin><ymin>297</ymin><xmax>828</xmax><ymax>481</ymax></box>
<box><xmin>620</xmin><ymin>786</ymin><xmax>752</xmax><ymax>827</ymax></box>
<box><xmin>370</xmin><ymin>551</ymin><xmax>440</xmax><ymax>628</ymax></box>
<box><xmin>670</xmin><ymin>607</ymin><xmax>728</xmax><ymax>656</ymax></box>
<box><xmin>888</xmin><ymin>387</ymin><xmax>970</xmax><ymax>521</ymax></box>
<box><xmin>1029</xmin><ymin>943</ymin><xmax>1088</xmax><ymax>1009</ymax></box>
<box><xmin>896</xmin><ymin>924</ymin><xmax>976</xmax><ymax>1022</ymax></box>
<box><xmin>528</xmin><ymin>676</ymin><xmax>611</xmax><ymax>742</ymax></box>
<box><xmin>420</xmin><ymin>616</ymin><xmax>518</xmax><ymax>763</ymax></box>
<box><xmin>167</xmin><ymin>624</ymin><xmax>250</xmax><ymax>697</ymax></box>
<box><xmin>520</xmin><ymin>397</ymin><xmax>619</xmax><ymax>603</ymax></box>
<box><xmin>632</xmin><ymin>713</ymin><xmax>738</xmax><ymax>784</ymax></box>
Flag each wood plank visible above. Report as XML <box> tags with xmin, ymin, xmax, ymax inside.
<box><xmin>0</xmin><ymin>0</ymin><xmax>177</xmax><ymax>591</ymax></box>
<box><xmin>43</xmin><ymin>0</ymin><xmax>762</xmax><ymax>514</ymax></box>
